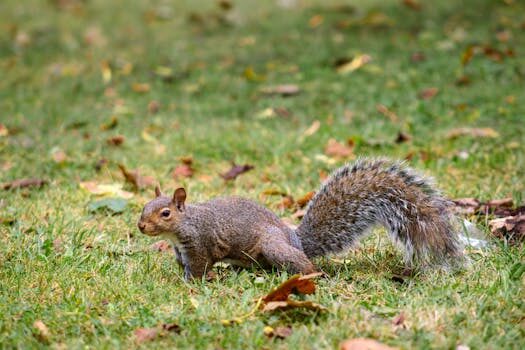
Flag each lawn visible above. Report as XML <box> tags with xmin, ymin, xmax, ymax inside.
<box><xmin>1</xmin><ymin>0</ymin><xmax>524</xmax><ymax>348</ymax></box>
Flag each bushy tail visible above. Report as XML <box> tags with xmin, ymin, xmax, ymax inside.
<box><xmin>296</xmin><ymin>158</ymin><xmax>464</xmax><ymax>268</ymax></box>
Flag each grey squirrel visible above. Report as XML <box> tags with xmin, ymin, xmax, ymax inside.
<box><xmin>137</xmin><ymin>158</ymin><xmax>464</xmax><ymax>280</ymax></box>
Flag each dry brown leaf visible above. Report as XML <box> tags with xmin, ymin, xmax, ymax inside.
<box><xmin>461</xmin><ymin>45</ymin><xmax>475</xmax><ymax>66</ymax></box>
<box><xmin>150</xmin><ymin>240</ymin><xmax>172</xmax><ymax>253</ymax></box>
<box><xmin>418</xmin><ymin>87</ymin><xmax>439</xmax><ymax>100</ymax></box>
<box><xmin>325</xmin><ymin>138</ymin><xmax>354</xmax><ymax>159</ymax></box>
<box><xmin>395</xmin><ymin>131</ymin><xmax>411</xmax><ymax>144</ymax></box>
<box><xmin>303</xmin><ymin>120</ymin><xmax>321</xmax><ymax>137</ymax></box>
<box><xmin>296</xmin><ymin>191</ymin><xmax>315</xmax><ymax>208</ymax></box>
<box><xmin>2</xmin><ymin>178</ymin><xmax>47</xmax><ymax>190</ymax></box>
<box><xmin>410</xmin><ymin>52</ymin><xmax>426</xmax><ymax>62</ymax></box>
<box><xmin>118</xmin><ymin>164</ymin><xmax>155</xmax><ymax>191</ymax></box>
<box><xmin>260</xmin><ymin>84</ymin><xmax>300</xmax><ymax>97</ymax></box>
<box><xmin>392</xmin><ymin>312</ymin><xmax>406</xmax><ymax>327</ymax></box>
<box><xmin>79</xmin><ymin>181</ymin><xmax>133</xmax><ymax>199</ymax></box>
<box><xmin>51</xmin><ymin>149</ymin><xmax>68</xmax><ymax>164</ymax></box>
<box><xmin>148</xmin><ymin>100</ymin><xmax>160</xmax><ymax>114</ymax></box>
<box><xmin>376</xmin><ymin>104</ymin><xmax>398</xmax><ymax>122</ymax></box>
<box><xmin>278</xmin><ymin>196</ymin><xmax>295</xmax><ymax>210</ymax></box>
<box><xmin>172</xmin><ymin>164</ymin><xmax>194</xmax><ymax>179</ymax></box>
<box><xmin>402</xmin><ymin>0</ymin><xmax>421</xmax><ymax>11</ymax></box>
<box><xmin>264</xmin><ymin>326</ymin><xmax>293</xmax><ymax>339</ymax></box>
<box><xmin>33</xmin><ymin>320</ymin><xmax>51</xmax><ymax>343</ymax></box>
<box><xmin>336</xmin><ymin>54</ymin><xmax>371</xmax><ymax>74</ymax></box>
<box><xmin>446</xmin><ymin>127</ymin><xmax>499</xmax><ymax>139</ymax></box>
<box><xmin>220</xmin><ymin>163</ymin><xmax>254</xmax><ymax>181</ymax></box>
<box><xmin>309</xmin><ymin>14</ymin><xmax>324</xmax><ymax>28</ymax></box>
<box><xmin>262</xmin><ymin>272</ymin><xmax>323</xmax><ymax>303</ymax></box>
<box><xmin>489</xmin><ymin>214</ymin><xmax>525</xmax><ymax>244</ymax></box>
<box><xmin>134</xmin><ymin>327</ymin><xmax>159</xmax><ymax>344</ymax></box>
<box><xmin>132</xmin><ymin>83</ymin><xmax>151</xmax><ymax>93</ymax></box>
<box><xmin>340</xmin><ymin>338</ymin><xmax>397</xmax><ymax>350</ymax></box>
<box><xmin>107</xmin><ymin>135</ymin><xmax>125</xmax><ymax>146</ymax></box>
<box><xmin>261</xmin><ymin>299</ymin><xmax>327</xmax><ymax>312</ymax></box>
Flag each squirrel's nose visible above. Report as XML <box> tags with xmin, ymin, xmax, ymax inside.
<box><xmin>138</xmin><ymin>222</ymin><xmax>146</xmax><ymax>232</ymax></box>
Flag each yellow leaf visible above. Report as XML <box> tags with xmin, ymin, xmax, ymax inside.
<box><xmin>189</xmin><ymin>297</ymin><xmax>200</xmax><ymax>309</ymax></box>
<box><xmin>79</xmin><ymin>182</ymin><xmax>134</xmax><ymax>199</ymax></box>
<box><xmin>303</xmin><ymin>120</ymin><xmax>321</xmax><ymax>137</ymax></box>
<box><xmin>337</xmin><ymin>55</ymin><xmax>372</xmax><ymax>74</ymax></box>
<box><xmin>132</xmin><ymin>83</ymin><xmax>151</xmax><ymax>93</ymax></box>
<box><xmin>100</xmin><ymin>61</ymin><xmax>112</xmax><ymax>84</ymax></box>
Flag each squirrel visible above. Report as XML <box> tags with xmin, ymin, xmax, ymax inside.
<box><xmin>137</xmin><ymin>158</ymin><xmax>464</xmax><ymax>280</ymax></box>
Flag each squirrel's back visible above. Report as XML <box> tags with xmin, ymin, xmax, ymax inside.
<box><xmin>297</xmin><ymin>158</ymin><xmax>462</xmax><ymax>267</ymax></box>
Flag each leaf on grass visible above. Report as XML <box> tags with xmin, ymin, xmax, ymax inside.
<box><xmin>446</xmin><ymin>127</ymin><xmax>499</xmax><ymax>139</ymax></box>
<box><xmin>278</xmin><ymin>196</ymin><xmax>295</xmax><ymax>210</ymax></box>
<box><xmin>100</xmin><ymin>116</ymin><xmax>118</xmax><ymax>130</ymax></box>
<box><xmin>395</xmin><ymin>131</ymin><xmax>411</xmax><ymax>144</ymax></box>
<box><xmin>134</xmin><ymin>327</ymin><xmax>159</xmax><ymax>344</ymax></box>
<box><xmin>100</xmin><ymin>60</ymin><xmax>112</xmax><ymax>84</ymax></box>
<box><xmin>2</xmin><ymin>178</ymin><xmax>47</xmax><ymax>190</ymax></box>
<box><xmin>418</xmin><ymin>87</ymin><xmax>439</xmax><ymax>100</ymax></box>
<box><xmin>172</xmin><ymin>157</ymin><xmax>194</xmax><ymax>179</ymax></box>
<box><xmin>162</xmin><ymin>322</ymin><xmax>181</xmax><ymax>333</ymax></box>
<box><xmin>107</xmin><ymin>135</ymin><xmax>125</xmax><ymax>146</ymax></box>
<box><xmin>410</xmin><ymin>52</ymin><xmax>426</xmax><ymax>62</ymax></box>
<box><xmin>51</xmin><ymin>148</ymin><xmax>68</xmax><ymax>164</ymax></box>
<box><xmin>489</xmin><ymin>215</ymin><xmax>525</xmax><ymax>244</ymax></box>
<box><xmin>261</xmin><ymin>299</ymin><xmax>327</xmax><ymax>313</ymax></box>
<box><xmin>0</xmin><ymin>123</ymin><xmax>9</xmax><ymax>137</ymax></box>
<box><xmin>336</xmin><ymin>54</ymin><xmax>371</xmax><ymax>74</ymax></box>
<box><xmin>220</xmin><ymin>163</ymin><xmax>254</xmax><ymax>181</ymax></box>
<box><xmin>376</xmin><ymin>104</ymin><xmax>398</xmax><ymax>122</ymax></box>
<box><xmin>340</xmin><ymin>338</ymin><xmax>397</xmax><ymax>350</ymax></box>
<box><xmin>309</xmin><ymin>14</ymin><xmax>324</xmax><ymax>28</ymax></box>
<box><xmin>118</xmin><ymin>164</ymin><xmax>156</xmax><ymax>191</ymax></box>
<box><xmin>256</xmin><ymin>107</ymin><xmax>292</xmax><ymax>119</ymax></box>
<box><xmin>33</xmin><ymin>320</ymin><xmax>51</xmax><ymax>343</ymax></box>
<box><xmin>88</xmin><ymin>197</ymin><xmax>128</xmax><ymax>214</ymax></box>
<box><xmin>303</xmin><ymin>120</ymin><xmax>321</xmax><ymax>137</ymax></box>
<box><xmin>402</xmin><ymin>0</ymin><xmax>421</xmax><ymax>11</ymax></box>
<box><xmin>260</xmin><ymin>84</ymin><xmax>300</xmax><ymax>97</ymax></box>
<box><xmin>132</xmin><ymin>83</ymin><xmax>151</xmax><ymax>93</ymax></box>
<box><xmin>392</xmin><ymin>312</ymin><xmax>406</xmax><ymax>327</ymax></box>
<box><xmin>150</xmin><ymin>240</ymin><xmax>172</xmax><ymax>253</ymax></box>
<box><xmin>262</xmin><ymin>272</ymin><xmax>323</xmax><ymax>303</ymax></box>
<box><xmin>80</xmin><ymin>181</ymin><xmax>133</xmax><ymax>199</ymax></box>
<box><xmin>452</xmin><ymin>198</ymin><xmax>481</xmax><ymax>215</ymax></box>
<box><xmin>296</xmin><ymin>191</ymin><xmax>315</xmax><ymax>208</ymax></box>
<box><xmin>148</xmin><ymin>100</ymin><xmax>160</xmax><ymax>114</ymax></box>
<box><xmin>244</xmin><ymin>66</ymin><xmax>265</xmax><ymax>82</ymax></box>
<box><xmin>325</xmin><ymin>138</ymin><xmax>354</xmax><ymax>159</ymax></box>
<box><xmin>264</xmin><ymin>326</ymin><xmax>293</xmax><ymax>339</ymax></box>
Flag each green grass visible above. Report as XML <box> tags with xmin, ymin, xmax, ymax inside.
<box><xmin>1</xmin><ymin>0</ymin><xmax>524</xmax><ymax>348</ymax></box>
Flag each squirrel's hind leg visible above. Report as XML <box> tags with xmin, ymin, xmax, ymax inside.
<box><xmin>261</xmin><ymin>238</ymin><xmax>316</xmax><ymax>275</ymax></box>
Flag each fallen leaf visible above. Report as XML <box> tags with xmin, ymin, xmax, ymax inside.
<box><xmin>220</xmin><ymin>163</ymin><xmax>254</xmax><ymax>181</ymax></box>
<box><xmin>340</xmin><ymin>338</ymin><xmax>397</xmax><ymax>350</ymax></box>
<box><xmin>455</xmin><ymin>75</ymin><xmax>471</xmax><ymax>86</ymax></box>
<box><xmin>244</xmin><ymin>66</ymin><xmax>265</xmax><ymax>82</ymax></box>
<box><xmin>461</xmin><ymin>45</ymin><xmax>475</xmax><ymax>66</ymax></box>
<box><xmin>256</xmin><ymin>107</ymin><xmax>292</xmax><ymax>119</ymax></box>
<box><xmin>325</xmin><ymin>138</ymin><xmax>354</xmax><ymax>159</ymax></box>
<box><xmin>489</xmin><ymin>214</ymin><xmax>525</xmax><ymax>244</ymax></box>
<box><xmin>410</xmin><ymin>52</ymin><xmax>426</xmax><ymax>62</ymax></box>
<box><xmin>132</xmin><ymin>83</ymin><xmax>151</xmax><ymax>93</ymax></box>
<box><xmin>392</xmin><ymin>312</ymin><xmax>406</xmax><ymax>327</ymax></box>
<box><xmin>100</xmin><ymin>116</ymin><xmax>118</xmax><ymax>130</ymax></box>
<box><xmin>446</xmin><ymin>127</ymin><xmax>499</xmax><ymax>139</ymax></box>
<box><xmin>296</xmin><ymin>191</ymin><xmax>315</xmax><ymax>208</ymax></box>
<box><xmin>0</xmin><ymin>123</ymin><xmax>8</xmax><ymax>137</ymax></box>
<box><xmin>402</xmin><ymin>0</ymin><xmax>421</xmax><ymax>11</ymax></box>
<box><xmin>395</xmin><ymin>131</ymin><xmax>411</xmax><ymax>144</ymax></box>
<box><xmin>162</xmin><ymin>322</ymin><xmax>181</xmax><ymax>333</ymax></box>
<box><xmin>309</xmin><ymin>14</ymin><xmax>324</xmax><ymax>28</ymax></box>
<box><xmin>2</xmin><ymin>178</ymin><xmax>47</xmax><ymax>190</ymax></box>
<box><xmin>150</xmin><ymin>240</ymin><xmax>172</xmax><ymax>252</ymax></box>
<box><xmin>33</xmin><ymin>320</ymin><xmax>51</xmax><ymax>343</ymax></box>
<box><xmin>107</xmin><ymin>135</ymin><xmax>125</xmax><ymax>146</ymax></box>
<box><xmin>88</xmin><ymin>197</ymin><xmax>128</xmax><ymax>214</ymax></box>
<box><xmin>303</xmin><ymin>120</ymin><xmax>321</xmax><ymax>137</ymax></box>
<box><xmin>376</xmin><ymin>104</ymin><xmax>398</xmax><ymax>122</ymax></box>
<box><xmin>262</xmin><ymin>272</ymin><xmax>323</xmax><ymax>303</ymax></box>
<box><xmin>172</xmin><ymin>157</ymin><xmax>194</xmax><ymax>179</ymax></box>
<box><xmin>278</xmin><ymin>196</ymin><xmax>295</xmax><ymax>210</ymax></box>
<box><xmin>261</xmin><ymin>299</ymin><xmax>327</xmax><ymax>313</ymax></box>
<box><xmin>134</xmin><ymin>327</ymin><xmax>159</xmax><ymax>344</ymax></box>
<box><xmin>418</xmin><ymin>87</ymin><xmax>439</xmax><ymax>100</ymax></box>
<box><xmin>118</xmin><ymin>164</ymin><xmax>156</xmax><ymax>191</ymax></box>
<box><xmin>79</xmin><ymin>181</ymin><xmax>133</xmax><ymax>199</ymax></box>
<box><xmin>51</xmin><ymin>148</ymin><xmax>68</xmax><ymax>164</ymax></box>
<box><xmin>100</xmin><ymin>60</ymin><xmax>112</xmax><ymax>84</ymax></box>
<box><xmin>260</xmin><ymin>84</ymin><xmax>300</xmax><ymax>97</ymax></box>
<box><xmin>336</xmin><ymin>54</ymin><xmax>371</xmax><ymax>74</ymax></box>
<box><xmin>148</xmin><ymin>100</ymin><xmax>160</xmax><ymax>114</ymax></box>
<box><xmin>452</xmin><ymin>198</ymin><xmax>481</xmax><ymax>215</ymax></box>
<box><xmin>264</xmin><ymin>326</ymin><xmax>293</xmax><ymax>339</ymax></box>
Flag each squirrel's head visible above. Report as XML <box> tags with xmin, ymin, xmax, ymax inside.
<box><xmin>137</xmin><ymin>185</ymin><xmax>186</xmax><ymax>236</ymax></box>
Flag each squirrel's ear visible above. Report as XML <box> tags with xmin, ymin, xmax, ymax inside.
<box><xmin>155</xmin><ymin>185</ymin><xmax>162</xmax><ymax>197</ymax></box>
<box><xmin>173</xmin><ymin>187</ymin><xmax>186</xmax><ymax>212</ymax></box>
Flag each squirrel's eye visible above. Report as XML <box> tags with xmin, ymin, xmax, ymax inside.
<box><xmin>160</xmin><ymin>209</ymin><xmax>171</xmax><ymax>218</ymax></box>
